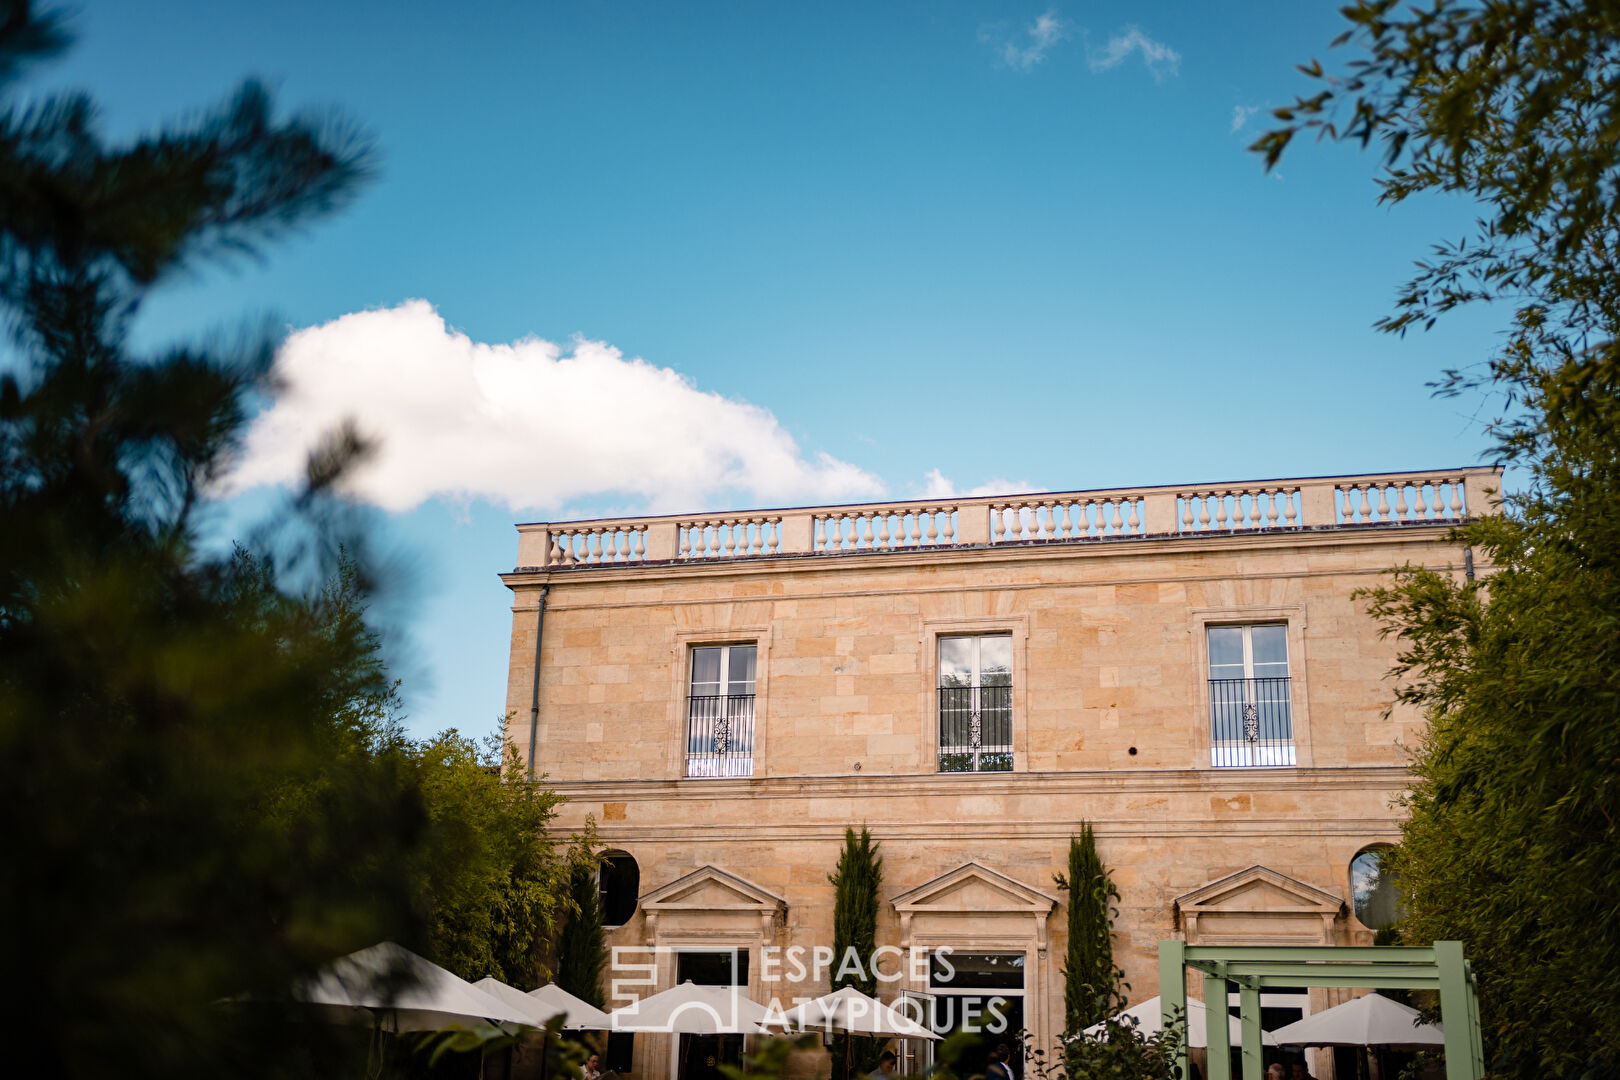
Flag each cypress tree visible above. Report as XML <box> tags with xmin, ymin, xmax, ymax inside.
<box><xmin>1054</xmin><ymin>823</ymin><xmax>1122</xmax><ymax>1035</ymax></box>
<box><xmin>829</xmin><ymin>827</ymin><xmax>883</xmax><ymax>1080</ymax></box>
<box><xmin>556</xmin><ymin>859</ymin><xmax>606</xmax><ymax>1007</ymax></box>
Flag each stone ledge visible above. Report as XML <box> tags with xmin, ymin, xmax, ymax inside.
<box><xmin>540</xmin><ymin>764</ymin><xmax>1411</xmax><ymax>801</ymax></box>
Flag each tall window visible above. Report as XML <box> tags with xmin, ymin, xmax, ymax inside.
<box><xmin>686</xmin><ymin>644</ymin><xmax>756</xmax><ymax>777</ymax></box>
<box><xmin>939</xmin><ymin>634</ymin><xmax>1013</xmax><ymax>772</ymax></box>
<box><xmin>1207</xmin><ymin>623</ymin><xmax>1295</xmax><ymax>767</ymax></box>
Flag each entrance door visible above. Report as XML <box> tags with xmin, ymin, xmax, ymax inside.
<box><xmin>928</xmin><ymin>952</ymin><xmax>1027</xmax><ymax>1078</ymax></box>
<box><xmin>680</xmin><ymin>1033</ymin><xmax>743</xmax><ymax>1080</ymax></box>
<box><xmin>674</xmin><ymin>950</ymin><xmax>750</xmax><ymax>1080</ymax></box>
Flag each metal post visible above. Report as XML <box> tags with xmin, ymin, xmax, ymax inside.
<box><xmin>1203</xmin><ymin>973</ymin><xmax>1231</xmax><ymax>1080</ymax></box>
<box><xmin>1159</xmin><ymin>941</ymin><xmax>1189</xmax><ymax>1080</ymax></box>
<box><xmin>1465</xmin><ymin>961</ymin><xmax>1485</xmax><ymax>1079</ymax></box>
<box><xmin>1434</xmin><ymin>941</ymin><xmax>1480</xmax><ymax>1080</ymax></box>
<box><xmin>1238</xmin><ymin>983</ymin><xmax>1263</xmax><ymax>1080</ymax></box>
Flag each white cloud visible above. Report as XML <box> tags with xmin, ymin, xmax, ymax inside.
<box><xmin>919</xmin><ymin>469</ymin><xmax>1036</xmax><ymax>500</ymax></box>
<box><xmin>997</xmin><ymin>9</ymin><xmax>1068</xmax><ymax>71</ymax></box>
<box><xmin>227</xmin><ymin>300</ymin><xmax>884</xmax><ymax>514</ymax></box>
<box><xmin>1231</xmin><ymin>103</ymin><xmax>1261</xmax><ymax>134</ymax></box>
<box><xmin>1087</xmin><ymin>26</ymin><xmax>1180</xmax><ymax>81</ymax></box>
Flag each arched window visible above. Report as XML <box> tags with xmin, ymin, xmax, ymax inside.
<box><xmin>1349</xmin><ymin>846</ymin><xmax>1401</xmax><ymax>930</ymax></box>
<box><xmin>599</xmin><ymin>851</ymin><xmax>640</xmax><ymax>927</ymax></box>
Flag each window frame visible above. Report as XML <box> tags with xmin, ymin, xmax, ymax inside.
<box><xmin>1348</xmin><ymin>843</ymin><xmax>1401</xmax><ymax>932</ymax></box>
<box><xmin>921</xmin><ymin>617</ymin><xmax>1029</xmax><ymax>774</ymax></box>
<box><xmin>599</xmin><ymin>849</ymin><xmax>640</xmax><ymax>929</ymax></box>
<box><xmin>668</xmin><ymin>627</ymin><xmax>771</xmax><ymax>779</ymax></box>
<box><xmin>1190</xmin><ymin>606</ymin><xmax>1313</xmax><ymax>769</ymax></box>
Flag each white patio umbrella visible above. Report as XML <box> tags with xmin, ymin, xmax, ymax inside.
<box><xmin>470</xmin><ymin>977</ymin><xmax>611</xmax><ymax>1032</ymax></box>
<box><xmin>296</xmin><ymin>942</ymin><xmax>540</xmax><ymax>1031</ymax></box>
<box><xmin>776</xmin><ymin>986</ymin><xmax>940</xmax><ymax>1040</ymax></box>
<box><xmin>1268</xmin><ymin>993</ymin><xmax>1444</xmax><ymax>1051</ymax></box>
<box><xmin>522</xmin><ymin>983</ymin><xmax>613</xmax><ymax>1030</ymax></box>
<box><xmin>608</xmin><ymin>981</ymin><xmax>775</xmax><ymax>1034</ymax></box>
<box><xmin>1080</xmin><ymin>996</ymin><xmax>1278</xmax><ymax>1049</ymax></box>
<box><xmin>776</xmin><ymin>986</ymin><xmax>939</xmax><ymax>1080</ymax></box>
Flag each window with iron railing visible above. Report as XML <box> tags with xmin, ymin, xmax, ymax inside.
<box><xmin>686</xmin><ymin>644</ymin><xmax>756</xmax><ymax>777</ymax></box>
<box><xmin>1207</xmin><ymin>623</ymin><xmax>1295</xmax><ymax>767</ymax></box>
<box><xmin>939</xmin><ymin>634</ymin><xmax>1013</xmax><ymax>772</ymax></box>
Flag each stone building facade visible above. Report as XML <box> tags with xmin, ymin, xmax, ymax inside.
<box><xmin>500</xmin><ymin>469</ymin><xmax>1496</xmax><ymax>1080</ymax></box>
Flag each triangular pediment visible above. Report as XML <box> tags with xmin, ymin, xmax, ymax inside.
<box><xmin>639</xmin><ymin>865</ymin><xmax>787</xmax><ymax>915</ymax></box>
<box><xmin>892</xmin><ymin>862</ymin><xmax>1056</xmax><ymax>915</ymax></box>
<box><xmin>1173</xmin><ymin>865</ymin><xmax>1344</xmax><ymax>920</ymax></box>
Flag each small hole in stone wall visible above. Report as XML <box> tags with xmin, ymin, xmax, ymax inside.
<box><xmin>1128</xmin><ymin>746</ymin><xmax>1138</xmax><ymax>756</ymax></box>
<box><xmin>853</xmin><ymin>761</ymin><xmax>862</xmax><ymax>772</ymax></box>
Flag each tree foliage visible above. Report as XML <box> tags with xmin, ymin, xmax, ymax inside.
<box><xmin>1053</xmin><ymin>823</ymin><xmax>1123</xmax><ymax>1037</ymax></box>
<box><xmin>0</xmin><ymin>3</ymin><xmax>575</xmax><ymax>1074</ymax></box>
<box><xmin>829</xmin><ymin>826</ymin><xmax>884</xmax><ymax>1080</ymax></box>
<box><xmin>556</xmin><ymin>846</ymin><xmax>608</xmax><ymax>1008</ymax></box>
<box><xmin>1261</xmin><ymin>3</ymin><xmax>1620</xmax><ymax>1076</ymax></box>
<box><xmin>409</xmin><ymin>731</ymin><xmax>572</xmax><ymax>987</ymax></box>
<box><xmin>1023</xmin><ymin>1019</ymin><xmax>1180</xmax><ymax>1080</ymax></box>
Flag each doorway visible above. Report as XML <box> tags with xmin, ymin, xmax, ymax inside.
<box><xmin>674</xmin><ymin>949</ymin><xmax>749</xmax><ymax>1080</ymax></box>
<box><xmin>680</xmin><ymin>1033</ymin><xmax>743</xmax><ymax>1080</ymax></box>
<box><xmin>927</xmin><ymin>952</ymin><xmax>1026</xmax><ymax>1078</ymax></box>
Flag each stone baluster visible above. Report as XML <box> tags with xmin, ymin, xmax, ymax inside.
<box><xmin>1448</xmin><ymin>479</ymin><xmax>1463</xmax><ymax>519</ymax></box>
<box><xmin>1336</xmin><ymin>484</ymin><xmax>1355</xmax><ymax>523</ymax></box>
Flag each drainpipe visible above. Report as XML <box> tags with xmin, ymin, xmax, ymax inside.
<box><xmin>527</xmin><ymin>585</ymin><xmax>550</xmax><ymax>780</ymax></box>
<box><xmin>1465</xmin><ymin>547</ymin><xmax>1475</xmax><ymax>581</ymax></box>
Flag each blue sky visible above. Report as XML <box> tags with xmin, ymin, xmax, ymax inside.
<box><xmin>34</xmin><ymin>2</ymin><xmax>1508</xmax><ymax>739</ymax></box>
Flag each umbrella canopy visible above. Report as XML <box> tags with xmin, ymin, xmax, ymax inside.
<box><xmin>297</xmin><ymin>942</ymin><xmax>540</xmax><ymax>1031</ymax></box>
<box><xmin>520</xmin><ymin>983</ymin><xmax>613</xmax><ymax>1030</ymax></box>
<box><xmin>1081</xmin><ymin>996</ymin><xmax>1278</xmax><ymax>1049</ymax></box>
<box><xmin>776</xmin><ymin>986</ymin><xmax>940</xmax><ymax>1040</ymax></box>
<box><xmin>608</xmin><ymin>982</ymin><xmax>775</xmax><ymax>1034</ymax></box>
<box><xmin>1268</xmin><ymin>993</ymin><xmax>1445</xmax><ymax>1050</ymax></box>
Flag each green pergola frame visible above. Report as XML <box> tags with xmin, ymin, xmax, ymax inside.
<box><xmin>1157</xmin><ymin>941</ymin><xmax>1484</xmax><ymax>1080</ymax></box>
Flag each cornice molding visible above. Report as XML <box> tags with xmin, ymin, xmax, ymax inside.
<box><xmin>540</xmin><ymin>765</ymin><xmax>1412</xmax><ymax>802</ymax></box>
